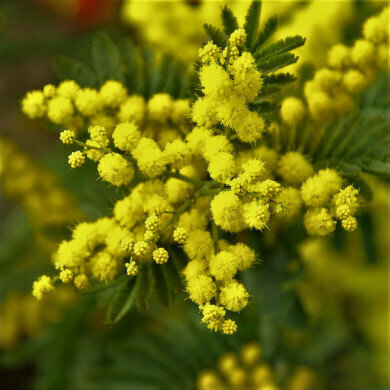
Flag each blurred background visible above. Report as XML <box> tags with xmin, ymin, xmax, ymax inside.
<box><xmin>0</xmin><ymin>1</ymin><xmax>388</xmax><ymax>389</ymax></box>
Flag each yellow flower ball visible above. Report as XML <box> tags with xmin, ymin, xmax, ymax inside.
<box><xmin>97</xmin><ymin>153</ymin><xmax>134</xmax><ymax>186</ymax></box>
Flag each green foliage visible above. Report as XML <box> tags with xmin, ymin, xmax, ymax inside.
<box><xmin>221</xmin><ymin>5</ymin><xmax>239</xmax><ymax>36</ymax></box>
<box><xmin>254</xmin><ymin>36</ymin><xmax>306</xmax><ymax>61</ymax></box>
<box><xmin>54</xmin><ymin>32</ymin><xmax>189</xmax><ymax>99</ymax></box>
<box><xmin>203</xmin><ymin>23</ymin><xmax>227</xmax><ymax>48</ymax></box>
<box><xmin>244</xmin><ymin>0</ymin><xmax>262</xmax><ymax>50</ymax></box>
<box><xmin>255</xmin><ymin>15</ymin><xmax>278</xmax><ymax>48</ymax></box>
<box><xmin>54</xmin><ymin>57</ymin><xmax>98</xmax><ymax>88</ymax></box>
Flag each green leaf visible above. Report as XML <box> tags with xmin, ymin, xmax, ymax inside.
<box><xmin>151</xmin><ymin>262</ymin><xmax>170</xmax><ymax>307</ymax></box>
<box><xmin>254</xmin><ymin>15</ymin><xmax>277</xmax><ymax>49</ymax></box>
<box><xmin>135</xmin><ymin>264</ymin><xmax>152</xmax><ymax>312</ymax></box>
<box><xmin>251</xmin><ymin>100</ymin><xmax>281</xmax><ymax>113</ymax></box>
<box><xmin>53</xmin><ymin>56</ymin><xmax>97</xmax><ymax>88</ymax></box>
<box><xmin>92</xmin><ymin>32</ymin><xmax>125</xmax><ymax>85</ymax></box>
<box><xmin>221</xmin><ymin>5</ymin><xmax>239</xmax><ymax>36</ymax></box>
<box><xmin>106</xmin><ymin>278</ymin><xmax>137</xmax><ymax>324</ymax></box>
<box><xmin>263</xmin><ymin>72</ymin><xmax>296</xmax><ymax>85</ymax></box>
<box><xmin>120</xmin><ymin>38</ymin><xmax>140</xmax><ymax>92</ymax></box>
<box><xmin>254</xmin><ymin>35</ymin><xmax>305</xmax><ymax>61</ymax></box>
<box><xmin>203</xmin><ymin>23</ymin><xmax>227</xmax><ymax>48</ymax></box>
<box><xmin>257</xmin><ymin>52</ymin><xmax>298</xmax><ymax>73</ymax></box>
<box><xmin>357</xmin><ymin>159</ymin><xmax>390</xmax><ymax>177</ymax></box>
<box><xmin>244</xmin><ymin>0</ymin><xmax>262</xmax><ymax>50</ymax></box>
<box><xmin>259</xmin><ymin>84</ymin><xmax>281</xmax><ymax>98</ymax></box>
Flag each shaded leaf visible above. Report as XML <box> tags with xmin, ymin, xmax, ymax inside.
<box><xmin>221</xmin><ymin>5</ymin><xmax>239</xmax><ymax>36</ymax></box>
<box><xmin>244</xmin><ymin>0</ymin><xmax>262</xmax><ymax>50</ymax></box>
<box><xmin>203</xmin><ymin>23</ymin><xmax>227</xmax><ymax>48</ymax></box>
<box><xmin>54</xmin><ymin>56</ymin><xmax>97</xmax><ymax>88</ymax></box>
<box><xmin>255</xmin><ymin>15</ymin><xmax>277</xmax><ymax>49</ymax></box>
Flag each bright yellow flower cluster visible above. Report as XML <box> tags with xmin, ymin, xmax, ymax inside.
<box><xmin>305</xmin><ymin>7</ymin><xmax>389</xmax><ymax>122</ymax></box>
<box><xmin>197</xmin><ymin>342</ymin><xmax>317</xmax><ymax>390</ymax></box>
<box><xmin>0</xmin><ymin>136</ymin><xmax>81</xmax><ymax>231</ymax></box>
<box><xmin>21</xmin><ymin>80</ymin><xmax>190</xmax><ymax>135</ymax></box>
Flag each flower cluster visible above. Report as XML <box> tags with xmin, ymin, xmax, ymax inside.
<box><xmin>27</xmin><ymin>15</ymin><xmax>362</xmax><ymax>333</ymax></box>
<box><xmin>197</xmin><ymin>342</ymin><xmax>317</xmax><ymax>390</ymax></box>
<box><xmin>21</xmin><ymin>80</ymin><xmax>190</xmax><ymax>135</ymax></box>
<box><xmin>304</xmin><ymin>7</ymin><xmax>389</xmax><ymax>122</ymax></box>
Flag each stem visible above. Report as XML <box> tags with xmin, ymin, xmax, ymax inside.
<box><xmin>165</xmin><ymin>171</ymin><xmax>205</xmax><ymax>188</ymax></box>
<box><xmin>211</xmin><ymin>221</ymin><xmax>219</xmax><ymax>253</ymax></box>
<box><xmin>74</xmin><ymin>139</ymin><xmax>110</xmax><ymax>154</ymax></box>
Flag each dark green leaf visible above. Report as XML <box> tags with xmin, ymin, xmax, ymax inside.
<box><xmin>254</xmin><ymin>15</ymin><xmax>277</xmax><ymax>49</ymax></box>
<box><xmin>135</xmin><ymin>264</ymin><xmax>152</xmax><ymax>311</ymax></box>
<box><xmin>120</xmin><ymin>38</ymin><xmax>140</xmax><ymax>92</ymax></box>
<box><xmin>151</xmin><ymin>262</ymin><xmax>170</xmax><ymax>307</ymax></box>
<box><xmin>92</xmin><ymin>32</ymin><xmax>125</xmax><ymax>85</ymax></box>
<box><xmin>251</xmin><ymin>100</ymin><xmax>280</xmax><ymax>113</ymax></box>
<box><xmin>244</xmin><ymin>0</ymin><xmax>262</xmax><ymax>50</ymax></box>
<box><xmin>54</xmin><ymin>56</ymin><xmax>97</xmax><ymax>88</ymax></box>
<box><xmin>257</xmin><ymin>52</ymin><xmax>298</xmax><ymax>73</ymax></box>
<box><xmin>254</xmin><ymin>35</ymin><xmax>305</xmax><ymax>61</ymax></box>
<box><xmin>221</xmin><ymin>5</ymin><xmax>239</xmax><ymax>36</ymax></box>
<box><xmin>203</xmin><ymin>23</ymin><xmax>227</xmax><ymax>48</ymax></box>
<box><xmin>263</xmin><ymin>72</ymin><xmax>296</xmax><ymax>85</ymax></box>
<box><xmin>106</xmin><ymin>278</ymin><xmax>137</xmax><ymax>324</ymax></box>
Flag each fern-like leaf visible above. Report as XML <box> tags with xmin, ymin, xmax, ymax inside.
<box><xmin>263</xmin><ymin>72</ymin><xmax>296</xmax><ymax>85</ymax></box>
<box><xmin>203</xmin><ymin>23</ymin><xmax>227</xmax><ymax>48</ymax></box>
<box><xmin>221</xmin><ymin>5</ymin><xmax>239</xmax><ymax>36</ymax></box>
<box><xmin>244</xmin><ymin>0</ymin><xmax>262</xmax><ymax>50</ymax></box>
<box><xmin>257</xmin><ymin>52</ymin><xmax>298</xmax><ymax>73</ymax></box>
<box><xmin>255</xmin><ymin>36</ymin><xmax>305</xmax><ymax>61</ymax></box>
<box><xmin>54</xmin><ymin>57</ymin><xmax>97</xmax><ymax>88</ymax></box>
<box><xmin>254</xmin><ymin>15</ymin><xmax>278</xmax><ymax>49</ymax></box>
<box><xmin>92</xmin><ymin>32</ymin><xmax>125</xmax><ymax>85</ymax></box>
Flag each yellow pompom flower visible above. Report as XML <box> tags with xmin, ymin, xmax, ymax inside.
<box><xmin>90</xmin><ymin>251</ymin><xmax>120</xmax><ymax>282</ymax></box>
<box><xmin>117</xmin><ymin>95</ymin><xmax>146</xmax><ymax>124</ymax></box>
<box><xmin>147</xmin><ymin>93</ymin><xmax>173</xmax><ymax>123</ymax></box>
<box><xmin>235</xmin><ymin>111</ymin><xmax>265</xmax><ymax>143</ymax></box>
<box><xmin>97</xmin><ymin>153</ymin><xmax>134</xmax><ymax>186</ymax></box>
<box><xmin>21</xmin><ymin>90</ymin><xmax>46</xmax><ymax>119</ymax></box>
<box><xmin>304</xmin><ymin>208</ymin><xmax>336</xmax><ymax>236</ymax></box>
<box><xmin>99</xmin><ymin>80</ymin><xmax>127</xmax><ymax>108</ymax></box>
<box><xmin>328</xmin><ymin>44</ymin><xmax>352</xmax><ymax>69</ymax></box>
<box><xmin>182</xmin><ymin>259</ymin><xmax>207</xmax><ymax>281</ymax></box>
<box><xmin>59</xmin><ymin>130</ymin><xmax>76</xmax><ymax>145</ymax></box>
<box><xmin>186</xmin><ymin>126</ymin><xmax>213</xmax><ymax>155</ymax></box>
<box><xmin>201</xmin><ymin>303</ymin><xmax>226</xmax><ymax>332</ymax></box>
<box><xmin>203</xmin><ymin>135</ymin><xmax>233</xmax><ymax>162</ymax></box>
<box><xmin>277</xmin><ymin>152</ymin><xmax>314</xmax><ymax>187</ymax></box>
<box><xmin>133</xmin><ymin>241</ymin><xmax>151</xmax><ymax>257</ymax></box>
<box><xmin>342</xmin><ymin>69</ymin><xmax>368</xmax><ymax>94</ymax></box>
<box><xmin>199</xmin><ymin>62</ymin><xmax>232</xmax><ymax>97</ymax></box>
<box><xmin>84</xmin><ymin>140</ymin><xmax>105</xmax><ymax>162</ymax></box>
<box><xmin>113</xmin><ymin>122</ymin><xmax>141</xmax><ymax>152</ymax></box>
<box><xmin>351</xmin><ymin>39</ymin><xmax>376</xmax><ymax>68</ymax></box>
<box><xmin>240</xmin><ymin>342</ymin><xmax>262</xmax><ymax>366</ymax></box>
<box><xmin>47</xmin><ymin>96</ymin><xmax>74</xmax><ymax>124</ymax></box>
<box><xmin>120</xmin><ymin>237</ymin><xmax>134</xmax><ymax>254</ymax></box>
<box><xmin>74</xmin><ymin>274</ymin><xmax>90</xmax><ymax>290</ymax></box>
<box><xmin>363</xmin><ymin>13</ymin><xmax>388</xmax><ymax>44</ymax></box>
<box><xmin>342</xmin><ymin>215</ymin><xmax>358</xmax><ymax>231</ymax></box>
<box><xmin>257</xmin><ymin>179</ymin><xmax>282</xmax><ymax>199</ymax></box>
<box><xmin>228</xmin><ymin>243</ymin><xmax>256</xmax><ymax>271</ymax></box>
<box><xmin>198</xmin><ymin>41</ymin><xmax>221</xmax><ymax>63</ymax></box>
<box><xmin>211</xmin><ymin>191</ymin><xmax>246</xmax><ymax>233</ymax></box>
<box><xmin>171</xmin><ymin>99</ymin><xmax>190</xmax><ymax>124</ymax></box>
<box><xmin>43</xmin><ymin>84</ymin><xmax>56</xmax><ymax>98</ymax></box>
<box><xmin>301</xmin><ymin>169</ymin><xmax>342</xmax><ymax>207</ymax></box>
<box><xmin>56</xmin><ymin>80</ymin><xmax>80</xmax><ymax>99</ymax></box>
<box><xmin>32</xmin><ymin>275</ymin><xmax>54</xmax><ymax>300</ymax></box>
<box><xmin>280</xmin><ymin>97</ymin><xmax>306</xmax><ymax>126</ymax></box>
<box><xmin>229</xmin><ymin>28</ymin><xmax>247</xmax><ymax>46</ymax></box>
<box><xmin>222</xmin><ymin>319</ymin><xmax>237</xmax><ymax>335</ymax></box>
<box><xmin>164</xmin><ymin>139</ymin><xmax>191</xmax><ymax>169</ymax></box>
<box><xmin>333</xmin><ymin>185</ymin><xmax>359</xmax><ymax>214</ymax></box>
<box><xmin>209</xmin><ymin>251</ymin><xmax>239</xmax><ymax>281</ymax></box>
<box><xmin>186</xmin><ymin>274</ymin><xmax>217</xmax><ymax>305</ymax></box>
<box><xmin>68</xmin><ymin>151</ymin><xmax>85</xmax><ymax>168</ymax></box>
<box><xmin>59</xmin><ymin>269</ymin><xmax>73</xmax><ymax>283</ymax></box>
<box><xmin>222</xmin><ymin>45</ymin><xmax>239</xmax><ymax>64</ymax></box>
<box><xmin>191</xmin><ymin>96</ymin><xmax>218</xmax><ymax>128</ymax></box>
<box><xmin>125</xmin><ymin>261</ymin><xmax>138</xmax><ymax>276</ymax></box>
<box><xmin>153</xmin><ymin>247</ymin><xmax>169</xmax><ymax>264</ymax></box>
<box><xmin>173</xmin><ymin>227</ymin><xmax>189</xmax><ymax>244</ymax></box>
<box><xmin>244</xmin><ymin>201</ymin><xmax>270</xmax><ymax>230</ymax></box>
<box><xmin>75</xmin><ymin>88</ymin><xmax>102</xmax><ymax>116</ymax></box>
<box><xmin>132</xmin><ymin>138</ymin><xmax>167</xmax><ymax>178</ymax></box>
<box><xmin>307</xmin><ymin>91</ymin><xmax>334</xmax><ymax>122</ymax></box>
<box><xmin>208</xmin><ymin>152</ymin><xmax>237</xmax><ymax>183</ymax></box>
<box><xmin>220</xmin><ymin>281</ymin><xmax>249</xmax><ymax>312</ymax></box>
<box><xmin>88</xmin><ymin>125</ymin><xmax>108</xmax><ymax>147</ymax></box>
<box><xmin>230</xmin><ymin>52</ymin><xmax>263</xmax><ymax>102</ymax></box>
<box><xmin>276</xmin><ymin>187</ymin><xmax>303</xmax><ymax>219</ymax></box>
<box><xmin>183</xmin><ymin>229</ymin><xmax>214</xmax><ymax>260</ymax></box>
